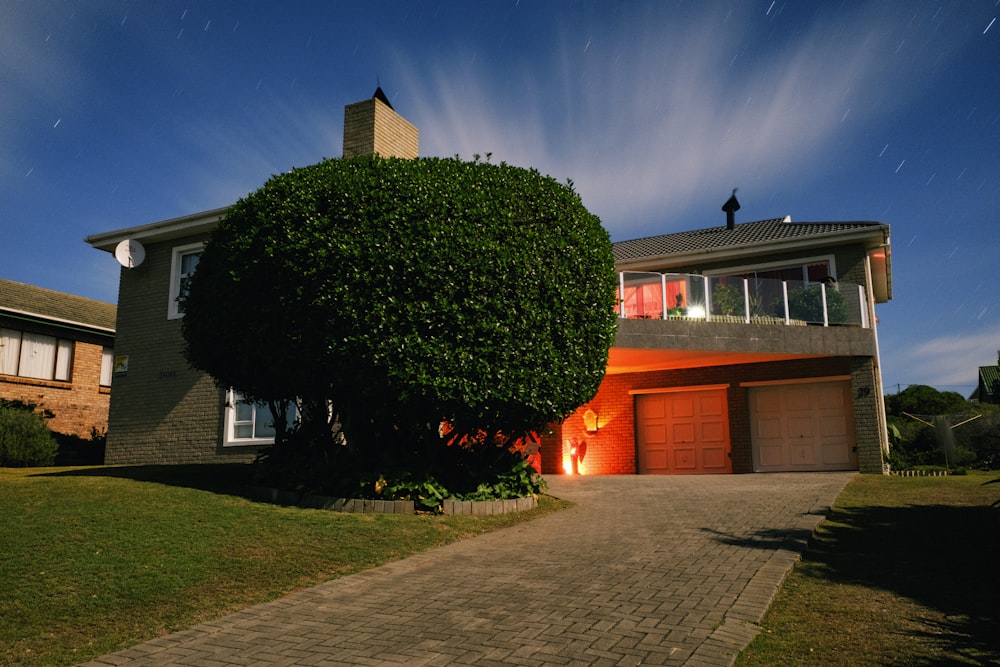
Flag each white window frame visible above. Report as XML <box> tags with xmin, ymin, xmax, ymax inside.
<box><xmin>167</xmin><ymin>242</ymin><xmax>205</xmax><ymax>320</ymax></box>
<box><xmin>224</xmin><ymin>390</ymin><xmax>297</xmax><ymax>447</ymax></box>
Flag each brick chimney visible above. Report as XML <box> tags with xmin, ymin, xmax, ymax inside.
<box><xmin>342</xmin><ymin>87</ymin><xmax>419</xmax><ymax>159</ymax></box>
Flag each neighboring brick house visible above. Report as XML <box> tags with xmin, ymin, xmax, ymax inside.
<box><xmin>539</xmin><ymin>212</ymin><xmax>892</xmax><ymax>475</ymax></box>
<box><xmin>86</xmin><ymin>90</ymin><xmax>418</xmax><ymax>464</ymax></box>
<box><xmin>0</xmin><ymin>278</ymin><xmax>116</xmax><ymax>437</ymax></box>
<box><xmin>87</xmin><ymin>90</ymin><xmax>893</xmax><ymax>474</ymax></box>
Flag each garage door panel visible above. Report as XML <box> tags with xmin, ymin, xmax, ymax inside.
<box><xmin>670</xmin><ymin>399</ymin><xmax>694</xmax><ymax>419</ymax></box>
<box><xmin>701</xmin><ymin>446</ymin><xmax>729</xmax><ymax>470</ymax></box>
<box><xmin>671</xmin><ymin>422</ymin><xmax>696</xmax><ymax>443</ymax></box>
<box><xmin>785</xmin><ymin>390</ymin><xmax>813</xmax><ymax>411</ymax></box>
<box><xmin>699</xmin><ymin>420</ymin><xmax>724</xmax><ymax>441</ymax></box>
<box><xmin>636</xmin><ymin>390</ymin><xmax>731</xmax><ymax>474</ymax></box>
<box><xmin>750</xmin><ymin>382</ymin><xmax>858</xmax><ymax>472</ymax></box>
<box><xmin>757</xmin><ymin>416</ymin><xmax>784</xmax><ymax>439</ymax></box>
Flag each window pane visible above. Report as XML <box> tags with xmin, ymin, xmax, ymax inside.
<box><xmin>0</xmin><ymin>329</ymin><xmax>21</xmax><ymax>375</ymax></box>
<box><xmin>100</xmin><ymin>347</ymin><xmax>114</xmax><ymax>386</ymax></box>
<box><xmin>54</xmin><ymin>339</ymin><xmax>73</xmax><ymax>381</ymax></box>
<box><xmin>234</xmin><ymin>424</ymin><xmax>253</xmax><ymax>439</ymax></box>
<box><xmin>234</xmin><ymin>401</ymin><xmax>254</xmax><ymax>423</ymax></box>
<box><xmin>253</xmin><ymin>404</ymin><xmax>276</xmax><ymax>438</ymax></box>
<box><xmin>180</xmin><ymin>252</ymin><xmax>200</xmax><ymax>275</ymax></box>
<box><xmin>18</xmin><ymin>332</ymin><xmax>57</xmax><ymax>380</ymax></box>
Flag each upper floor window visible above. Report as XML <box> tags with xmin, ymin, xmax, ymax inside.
<box><xmin>167</xmin><ymin>243</ymin><xmax>204</xmax><ymax>319</ymax></box>
<box><xmin>0</xmin><ymin>328</ymin><xmax>74</xmax><ymax>382</ymax></box>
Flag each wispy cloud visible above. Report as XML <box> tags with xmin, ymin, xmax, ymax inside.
<box><xmin>883</xmin><ymin>324</ymin><xmax>1000</xmax><ymax>393</ymax></box>
<box><xmin>400</xmin><ymin>3</ymin><xmax>963</xmax><ymax>239</ymax></box>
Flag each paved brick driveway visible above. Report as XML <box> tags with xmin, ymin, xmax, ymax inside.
<box><xmin>81</xmin><ymin>473</ymin><xmax>852</xmax><ymax>666</ymax></box>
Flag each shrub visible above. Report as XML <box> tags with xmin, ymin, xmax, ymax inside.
<box><xmin>0</xmin><ymin>406</ymin><xmax>58</xmax><ymax>467</ymax></box>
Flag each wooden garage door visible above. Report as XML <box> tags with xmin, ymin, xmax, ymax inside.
<box><xmin>636</xmin><ymin>389</ymin><xmax>731</xmax><ymax>474</ymax></box>
<box><xmin>749</xmin><ymin>381</ymin><xmax>858</xmax><ymax>472</ymax></box>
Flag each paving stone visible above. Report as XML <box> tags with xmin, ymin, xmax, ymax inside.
<box><xmin>77</xmin><ymin>473</ymin><xmax>851</xmax><ymax>667</ymax></box>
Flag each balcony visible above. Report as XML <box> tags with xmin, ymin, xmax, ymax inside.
<box><xmin>617</xmin><ymin>272</ymin><xmax>871</xmax><ymax>328</ymax></box>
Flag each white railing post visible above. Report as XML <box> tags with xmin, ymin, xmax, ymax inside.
<box><xmin>782</xmin><ymin>281</ymin><xmax>790</xmax><ymax>324</ymax></box>
<box><xmin>661</xmin><ymin>273</ymin><xmax>667</xmax><ymax>320</ymax></box>
<box><xmin>821</xmin><ymin>283</ymin><xmax>829</xmax><ymax>326</ymax></box>
<box><xmin>859</xmin><ymin>284</ymin><xmax>869</xmax><ymax>328</ymax></box>
<box><xmin>703</xmin><ymin>275</ymin><xmax>711</xmax><ymax>321</ymax></box>
<box><xmin>742</xmin><ymin>277</ymin><xmax>750</xmax><ymax>323</ymax></box>
<box><xmin>618</xmin><ymin>272</ymin><xmax>626</xmax><ymax>318</ymax></box>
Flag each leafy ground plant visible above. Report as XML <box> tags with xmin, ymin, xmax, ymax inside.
<box><xmin>736</xmin><ymin>472</ymin><xmax>1000</xmax><ymax>666</ymax></box>
<box><xmin>0</xmin><ymin>465</ymin><xmax>570</xmax><ymax>667</ymax></box>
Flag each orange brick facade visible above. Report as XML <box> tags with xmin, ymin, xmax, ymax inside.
<box><xmin>0</xmin><ymin>340</ymin><xmax>111</xmax><ymax>438</ymax></box>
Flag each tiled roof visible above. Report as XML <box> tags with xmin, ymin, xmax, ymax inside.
<box><xmin>0</xmin><ymin>278</ymin><xmax>116</xmax><ymax>332</ymax></box>
<box><xmin>613</xmin><ymin>218</ymin><xmax>887</xmax><ymax>262</ymax></box>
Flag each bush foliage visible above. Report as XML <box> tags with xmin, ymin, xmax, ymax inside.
<box><xmin>0</xmin><ymin>405</ymin><xmax>58</xmax><ymax>467</ymax></box>
<box><xmin>885</xmin><ymin>384</ymin><xmax>1000</xmax><ymax>470</ymax></box>
<box><xmin>182</xmin><ymin>155</ymin><xmax>618</xmax><ymax>498</ymax></box>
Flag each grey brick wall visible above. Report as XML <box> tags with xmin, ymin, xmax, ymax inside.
<box><xmin>105</xmin><ymin>234</ymin><xmax>259</xmax><ymax>465</ymax></box>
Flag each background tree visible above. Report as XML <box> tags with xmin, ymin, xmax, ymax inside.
<box><xmin>884</xmin><ymin>384</ymin><xmax>996</xmax><ymax>470</ymax></box>
<box><xmin>182</xmin><ymin>155</ymin><xmax>618</xmax><ymax>497</ymax></box>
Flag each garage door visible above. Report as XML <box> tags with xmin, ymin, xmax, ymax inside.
<box><xmin>636</xmin><ymin>388</ymin><xmax>731</xmax><ymax>474</ymax></box>
<box><xmin>749</xmin><ymin>381</ymin><xmax>858</xmax><ymax>472</ymax></box>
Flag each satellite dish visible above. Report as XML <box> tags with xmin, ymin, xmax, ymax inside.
<box><xmin>114</xmin><ymin>239</ymin><xmax>146</xmax><ymax>268</ymax></box>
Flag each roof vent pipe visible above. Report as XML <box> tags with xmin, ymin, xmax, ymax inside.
<box><xmin>722</xmin><ymin>189</ymin><xmax>740</xmax><ymax>230</ymax></box>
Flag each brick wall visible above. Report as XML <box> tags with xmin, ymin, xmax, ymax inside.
<box><xmin>343</xmin><ymin>97</ymin><xmax>419</xmax><ymax>159</ymax></box>
<box><xmin>0</xmin><ymin>339</ymin><xmax>110</xmax><ymax>438</ymax></box>
<box><xmin>542</xmin><ymin>355</ymin><xmax>884</xmax><ymax>476</ymax></box>
<box><xmin>105</xmin><ymin>235</ymin><xmax>259</xmax><ymax>465</ymax></box>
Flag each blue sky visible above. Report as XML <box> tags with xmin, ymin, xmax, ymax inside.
<box><xmin>2</xmin><ymin>1</ymin><xmax>998</xmax><ymax>397</ymax></box>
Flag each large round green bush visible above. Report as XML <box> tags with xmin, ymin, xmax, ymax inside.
<box><xmin>182</xmin><ymin>156</ymin><xmax>618</xmax><ymax>468</ymax></box>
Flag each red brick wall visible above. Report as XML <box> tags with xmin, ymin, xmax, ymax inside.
<box><xmin>0</xmin><ymin>340</ymin><xmax>110</xmax><ymax>438</ymax></box>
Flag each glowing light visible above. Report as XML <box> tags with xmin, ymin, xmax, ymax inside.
<box><xmin>687</xmin><ymin>305</ymin><xmax>706</xmax><ymax>318</ymax></box>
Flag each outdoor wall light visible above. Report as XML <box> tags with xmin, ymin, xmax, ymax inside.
<box><xmin>583</xmin><ymin>408</ymin><xmax>599</xmax><ymax>435</ymax></box>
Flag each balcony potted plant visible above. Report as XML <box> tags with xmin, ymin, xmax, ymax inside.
<box><xmin>712</xmin><ymin>283</ymin><xmax>744</xmax><ymax>322</ymax></box>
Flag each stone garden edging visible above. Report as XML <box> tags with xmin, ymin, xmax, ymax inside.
<box><xmin>244</xmin><ymin>485</ymin><xmax>537</xmax><ymax>515</ymax></box>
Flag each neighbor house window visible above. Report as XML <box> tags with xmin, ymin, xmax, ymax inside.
<box><xmin>167</xmin><ymin>243</ymin><xmax>204</xmax><ymax>319</ymax></box>
<box><xmin>0</xmin><ymin>328</ymin><xmax>74</xmax><ymax>382</ymax></box>
<box><xmin>100</xmin><ymin>347</ymin><xmax>114</xmax><ymax>387</ymax></box>
<box><xmin>224</xmin><ymin>390</ymin><xmax>297</xmax><ymax>447</ymax></box>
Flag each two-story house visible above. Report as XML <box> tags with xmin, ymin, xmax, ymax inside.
<box><xmin>87</xmin><ymin>91</ymin><xmax>892</xmax><ymax>473</ymax></box>
<box><xmin>0</xmin><ymin>278</ymin><xmax>116</xmax><ymax>438</ymax></box>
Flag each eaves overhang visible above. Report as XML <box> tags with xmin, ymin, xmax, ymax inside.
<box><xmin>85</xmin><ymin>206</ymin><xmax>230</xmax><ymax>253</ymax></box>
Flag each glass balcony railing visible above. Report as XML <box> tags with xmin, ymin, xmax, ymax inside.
<box><xmin>617</xmin><ymin>272</ymin><xmax>871</xmax><ymax>328</ymax></box>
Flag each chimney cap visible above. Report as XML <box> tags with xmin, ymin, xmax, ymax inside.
<box><xmin>722</xmin><ymin>188</ymin><xmax>740</xmax><ymax>230</ymax></box>
<box><xmin>722</xmin><ymin>188</ymin><xmax>740</xmax><ymax>213</ymax></box>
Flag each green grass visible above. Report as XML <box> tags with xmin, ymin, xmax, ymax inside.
<box><xmin>0</xmin><ymin>464</ymin><xmax>570</xmax><ymax>667</ymax></box>
<box><xmin>736</xmin><ymin>471</ymin><xmax>1000</xmax><ymax>666</ymax></box>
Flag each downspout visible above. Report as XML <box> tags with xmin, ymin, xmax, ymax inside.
<box><xmin>865</xmin><ymin>254</ymin><xmax>890</xmax><ymax>472</ymax></box>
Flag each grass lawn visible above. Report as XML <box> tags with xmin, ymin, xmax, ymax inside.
<box><xmin>736</xmin><ymin>471</ymin><xmax>1000</xmax><ymax>666</ymax></box>
<box><xmin>0</xmin><ymin>464</ymin><xmax>570</xmax><ymax>667</ymax></box>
